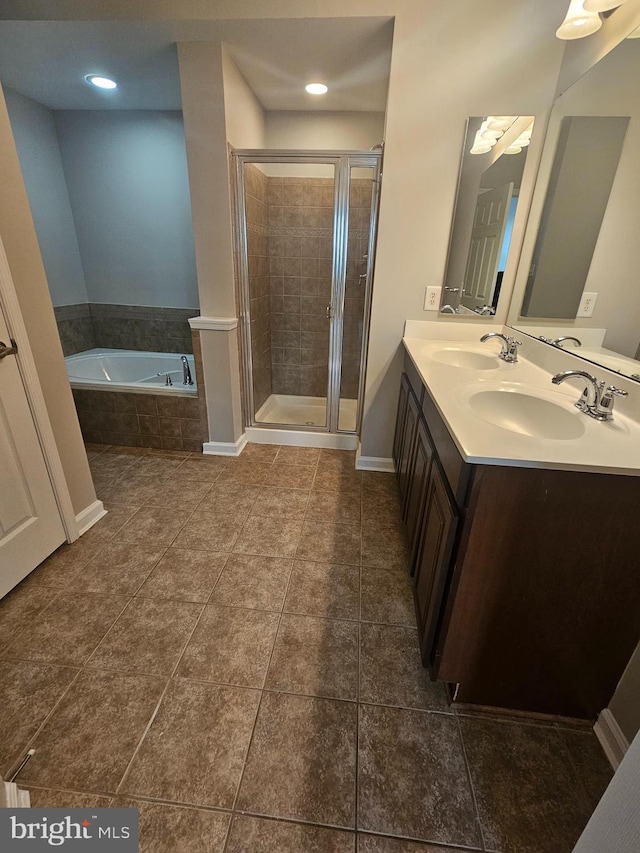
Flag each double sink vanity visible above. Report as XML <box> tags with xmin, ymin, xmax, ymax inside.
<box><xmin>394</xmin><ymin>321</ymin><xmax>640</xmax><ymax>720</ymax></box>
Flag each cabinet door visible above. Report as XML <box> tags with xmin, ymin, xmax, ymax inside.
<box><xmin>405</xmin><ymin>418</ymin><xmax>434</xmax><ymax>575</ymax></box>
<box><xmin>393</xmin><ymin>373</ymin><xmax>410</xmax><ymax>478</ymax></box>
<box><xmin>414</xmin><ymin>462</ymin><xmax>458</xmax><ymax>667</ymax></box>
<box><xmin>398</xmin><ymin>386</ymin><xmax>420</xmax><ymax>515</ymax></box>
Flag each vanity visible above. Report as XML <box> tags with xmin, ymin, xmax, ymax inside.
<box><xmin>394</xmin><ymin>322</ymin><xmax>640</xmax><ymax>720</ymax></box>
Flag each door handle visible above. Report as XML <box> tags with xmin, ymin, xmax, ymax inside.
<box><xmin>326</xmin><ymin>305</ymin><xmax>334</xmax><ymax>319</ymax></box>
<box><xmin>0</xmin><ymin>339</ymin><xmax>17</xmax><ymax>360</ymax></box>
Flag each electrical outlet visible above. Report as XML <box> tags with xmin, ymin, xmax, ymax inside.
<box><xmin>424</xmin><ymin>286</ymin><xmax>441</xmax><ymax>311</ymax></box>
<box><xmin>577</xmin><ymin>291</ymin><xmax>598</xmax><ymax>317</ymax></box>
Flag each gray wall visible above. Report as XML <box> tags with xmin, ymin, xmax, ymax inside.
<box><xmin>54</xmin><ymin>109</ymin><xmax>198</xmax><ymax>308</ymax></box>
<box><xmin>4</xmin><ymin>88</ymin><xmax>88</xmax><ymax>307</ymax></box>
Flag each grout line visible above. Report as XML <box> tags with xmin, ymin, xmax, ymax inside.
<box><xmin>455</xmin><ymin>713</ymin><xmax>488</xmax><ymax>852</ymax></box>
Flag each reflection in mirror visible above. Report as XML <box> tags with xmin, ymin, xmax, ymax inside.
<box><xmin>509</xmin><ymin>38</ymin><xmax>640</xmax><ymax>382</ymax></box>
<box><xmin>440</xmin><ymin>115</ymin><xmax>534</xmax><ymax>317</ymax></box>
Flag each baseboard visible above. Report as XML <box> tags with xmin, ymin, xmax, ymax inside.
<box><xmin>355</xmin><ymin>445</ymin><xmax>396</xmax><ymax>472</ymax></box>
<box><xmin>76</xmin><ymin>499</ymin><xmax>107</xmax><ymax>536</ymax></box>
<box><xmin>1</xmin><ymin>780</ymin><xmax>31</xmax><ymax>808</ymax></box>
<box><xmin>594</xmin><ymin>708</ymin><xmax>630</xmax><ymax>770</ymax></box>
<box><xmin>245</xmin><ymin>427</ymin><xmax>358</xmax><ymax>450</ymax></box>
<box><xmin>203</xmin><ymin>434</ymin><xmax>248</xmax><ymax>457</ymax></box>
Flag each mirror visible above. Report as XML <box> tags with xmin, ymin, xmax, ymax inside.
<box><xmin>509</xmin><ymin>38</ymin><xmax>640</xmax><ymax>382</ymax></box>
<box><xmin>440</xmin><ymin>115</ymin><xmax>534</xmax><ymax>317</ymax></box>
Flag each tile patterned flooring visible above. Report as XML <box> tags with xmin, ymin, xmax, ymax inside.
<box><xmin>0</xmin><ymin>444</ymin><xmax>613</xmax><ymax>852</ymax></box>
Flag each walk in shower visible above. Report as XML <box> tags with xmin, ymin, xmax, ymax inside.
<box><xmin>234</xmin><ymin>150</ymin><xmax>381</xmax><ymax>443</ymax></box>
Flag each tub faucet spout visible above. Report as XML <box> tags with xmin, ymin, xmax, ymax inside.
<box><xmin>181</xmin><ymin>356</ymin><xmax>194</xmax><ymax>386</ymax></box>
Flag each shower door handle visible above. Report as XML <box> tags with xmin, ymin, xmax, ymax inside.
<box><xmin>326</xmin><ymin>304</ymin><xmax>334</xmax><ymax>319</ymax></box>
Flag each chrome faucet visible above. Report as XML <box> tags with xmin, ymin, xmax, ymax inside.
<box><xmin>551</xmin><ymin>369</ymin><xmax>628</xmax><ymax>421</ymax></box>
<box><xmin>480</xmin><ymin>332</ymin><xmax>522</xmax><ymax>363</ymax></box>
<box><xmin>552</xmin><ymin>336</ymin><xmax>582</xmax><ymax>349</ymax></box>
<box><xmin>475</xmin><ymin>305</ymin><xmax>495</xmax><ymax>316</ymax></box>
<box><xmin>181</xmin><ymin>355</ymin><xmax>194</xmax><ymax>386</ymax></box>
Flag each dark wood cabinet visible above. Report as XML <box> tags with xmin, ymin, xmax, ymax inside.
<box><xmin>413</xmin><ymin>460</ymin><xmax>458</xmax><ymax>665</ymax></box>
<box><xmin>393</xmin><ymin>355</ymin><xmax>640</xmax><ymax>720</ymax></box>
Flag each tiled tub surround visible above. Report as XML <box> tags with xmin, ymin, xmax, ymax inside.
<box><xmin>242</xmin><ymin>168</ymin><xmax>371</xmax><ymax>421</ymax></box>
<box><xmin>0</xmin><ymin>445</ymin><xmax>613</xmax><ymax>853</ymax></box>
<box><xmin>72</xmin><ymin>389</ymin><xmax>206</xmax><ymax>451</ymax></box>
<box><xmin>54</xmin><ymin>304</ymin><xmax>197</xmax><ymax>357</ymax></box>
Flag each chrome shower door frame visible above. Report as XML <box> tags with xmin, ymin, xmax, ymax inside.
<box><xmin>233</xmin><ymin>149</ymin><xmax>381</xmax><ymax>435</ymax></box>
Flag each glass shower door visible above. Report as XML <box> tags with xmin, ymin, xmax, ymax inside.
<box><xmin>240</xmin><ymin>159</ymin><xmax>337</xmax><ymax>429</ymax></box>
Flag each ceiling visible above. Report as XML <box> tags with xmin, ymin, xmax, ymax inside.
<box><xmin>0</xmin><ymin>18</ymin><xmax>393</xmax><ymax>112</ymax></box>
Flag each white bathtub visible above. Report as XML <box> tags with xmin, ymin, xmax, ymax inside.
<box><xmin>65</xmin><ymin>348</ymin><xmax>197</xmax><ymax>395</ymax></box>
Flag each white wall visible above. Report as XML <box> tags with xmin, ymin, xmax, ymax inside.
<box><xmin>54</xmin><ymin>110</ymin><xmax>198</xmax><ymax>308</ymax></box>
<box><xmin>4</xmin><ymin>89</ymin><xmax>88</xmax><ymax>307</ymax></box>
<box><xmin>265</xmin><ymin>110</ymin><xmax>384</xmax><ymax>150</ymax></box>
<box><xmin>222</xmin><ymin>45</ymin><xmax>265</xmax><ymax>149</ymax></box>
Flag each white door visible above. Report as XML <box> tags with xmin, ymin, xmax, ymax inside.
<box><xmin>0</xmin><ymin>304</ymin><xmax>65</xmax><ymax>597</ymax></box>
<box><xmin>461</xmin><ymin>182</ymin><xmax>513</xmax><ymax>312</ymax></box>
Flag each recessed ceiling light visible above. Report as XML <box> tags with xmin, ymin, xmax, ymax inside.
<box><xmin>305</xmin><ymin>83</ymin><xmax>328</xmax><ymax>95</ymax></box>
<box><xmin>85</xmin><ymin>74</ymin><xmax>117</xmax><ymax>90</ymax></box>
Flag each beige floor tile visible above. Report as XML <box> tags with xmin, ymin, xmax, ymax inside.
<box><xmin>239</xmin><ymin>443</ymin><xmax>281</xmax><ymax>463</ymax></box>
<box><xmin>226</xmin><ymin>815</ymin><xmax>355</xmax><ymax>853</ymax></box>
<box><xmin>217</xmin><ymin>461</ymin><xmax>272</xmax><ymax>485</ymax></box>
<box><xmin>197</xmin><ymin>482</ymin><xmax>260</xmax><ymax>516</ymax></box>
<box><xmin>284</xmin><ymin>561</ymin><xmax>360</xmax><ymax>620</ymax></box>
<box><xmin>360</xmin><ymin>565</ymin><xmax>415</xmax><ymax>626</ymax></box>
<box><xmin>361</xmin><ymin>491</ymin><xmax>403</xmax><ymax>527</ymax></box>
<box><xmin>24</xmin><ymin>539</ymin><xmax>101</xmax><ymax>588</ymax></box>
<box><xmin>266</xmin><ymin>614</ymin><xmax>358</xmax><ymax>700</ymax></box>
<box><xmin>80</xmin><ymin>504</ymin><xmax>140</xmax><ymax>544</ymax></box>
<box><xmin>137</xmin><ymin>549</ymin><xmax>227</xmax><ymax>602</ymax></box>
<box><xmin>18</xmin><ymin>669</ymin><xmax>166</xmax><ymax>794</ymax></box>
<box><xmin>306</xmin><ymin>490</ymin><xmax>361</xmax><ymax>524</ymax></box>
<box><xmin>114</xmin><ymin>798</ymin><xmax>231</xmax><ymax>853</ymax></box>
<box><xmin>130</xmin><ymin>455</ymin><xmax>186</xmax><ymax>477</ymax></box>
<box><xmin>172</xmin><ymin>457</ymin><xmax>229</xmax><ymax>482</ymax></box>
<box><xmin>274</xmin><ymin>446</ymin><xmax>321</xmax><ymax>466</ymax></box>
<box><xmin>359</xmin><ymin>624</ymin><xmax>449</xmax><ymax>711</ymax></box>
<box><xmin>1</xmin><ymin>592</ymin><xmax>129</xmax><ymax>666</ymax></box>
<box><xmin>142</xmin><ymin>477</ymin><xmax>212</xmax><ymax>509</ymax></box>
<box><xmin>296</xmin><ymin>520</ymin><xmax>361</xmax><ymax>565</ymax></box>
<box><xmin>75</xmin><ymin>543</ymin><xmax>166</xmax><ymax>595</ymax></box>
<box><xmin>251</xmin><ymin>487</ymin><xmax>309</xmax><ymax>519</ymax></box>
<box><xmin>313</xmin><ymin>468</ymin><xmax>362</xmax><ymax>494</ymax></box>
<box><xmin>120</xmin><ymin>680</ymin><xmax>260</xmax><ymax>808</ymax></box>
<box><xmin>358</xmin><ymin>705</ymin><xmax>479</xmax><ymax>846</ymax></box>
<box><xmin>0</xmin><ymin>660</ymin><xmax>77</xmax><ymax>775</ymax></box>
<box><xmin>178</xmin><ymin>604</ymin><xmax>279</xmax><ymax>687</ymax></box>
<box><xmin>361</xmin><ymin>524</ymin><xmax>409</xmax><ymax>571</ymax></box>
<box><xmin>118</xmin><ymin>506</ymin><xmax>192</xmax><ymax>547</ymax></box>
<box><xmin>362</xmin><ymin>472</ymin><xmax>400</xmax><ymax>497</ymax></box>
<box><xmin>262</xmin><ymin>464</ymin><xmax>316</xmax><ymax>490</ymax></box>
<box><xmin>237</xmin><ymin>691</ymin><xmax>357</xmax><ymax>828</ymax></box>
<box><xmin>88</xmin><ymin>598</ymin><xmax>203</xmax><ymax>676</ymax></box>
<box><xmin>173</xmin><ymin>511</ymin><xmax>244</xmax><ymax>552</ymax></box>
<box><xmin>358</xmin><ymin>835</ymin><xmax>473</xmax><ymax>853</ymax></box>
<box><xmin>211</xmin><ymin>554</ymin><xmax>292</xmax><ymax>611</ymax></box>
<box><xmin>233</xmin><ymin>516</ymin><xmax>303</xmax><ymax>558</ymax></box>
<box><xmin>0</xmin><ymin>584</ymin><xmax>55</xmax><ymax>649</ymax></box>
<box><xmin>26</xmin><ymin>788</ymin><xmax>112</xmax><ymax>808</ymax></box>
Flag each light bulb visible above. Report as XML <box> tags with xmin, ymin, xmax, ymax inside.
<box><xmin>305</xmin><ymin>83</ymin><xmax>328</xmax><ymax>95</ymax></box>
<box><xmin>486</xmin><ymin>116</ymin><xmax>517</xmax><ymax>131</ymax></box>
<box><xmin>85</xmin><ymin>74</ymin><xmax>117</xmax><ymax>89</ymax></box>
<box><xmin>504</xmin><ymin>145</ymin><xmax>523</xmax><ymax>155</ymax></box>
<box><xmin>470</xmin><ymin>143</ymin><xmax>493</xmax><ymax>155</ymax></box>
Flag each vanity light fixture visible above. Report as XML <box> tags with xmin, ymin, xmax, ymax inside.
<box><xmin>470</xmin><ymin>116</ymin><xmax>518</xmax><ymax>155</ymax></box>
<box><xmin>305</xmin><ymin>82</ymin><xmax>328</xmax><ymax>95</ymax></box>
<box><xmin>583</xmin><ymin>0</ymin><xmax>630</xmax><ymax>11</ymax></box>
<box><xmin>85</xmin><ymin>74</ymin><xmax>117</xmax><ymax>89</ymax></box>
<box><xmin>556</xmin><ymin>0</ymin><xmax>602</xmax><ymax>39</ymax></box>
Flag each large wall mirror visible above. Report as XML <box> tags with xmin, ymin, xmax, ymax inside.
<box><xmin>440</xmin><ymin>115</ymin><xmax>534</xmax><ymax>317</ymax></box>
<box><xmin>508</xmin><ymin>37</ymin><xmax>640</xmax><ymax>381</ymax></box>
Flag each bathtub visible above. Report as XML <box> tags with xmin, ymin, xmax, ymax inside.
<box><xmin>65</xmin><ymin>348</ymin><xmax>197</xmax><ymax>396</ymax></box>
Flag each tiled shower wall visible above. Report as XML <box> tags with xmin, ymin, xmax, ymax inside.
<box><xmin>244</xmin><ymin>172</ymin><xmax>372</xmax><ymax>409</ymax></box>
<box><xmin>54</xmin><ymin>304</ymin><xmax>196</xmax><ymax>357</ymax></box>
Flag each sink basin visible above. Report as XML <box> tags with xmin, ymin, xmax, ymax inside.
<box><xmin>429</xmin><ymin>347</ymin><xmax>498</xmax><ymax>370</ymax></box>
<box><xmin>460</xmin><ymin>384</ymin><xmax>587</xmax><ymax>440</ymax></box>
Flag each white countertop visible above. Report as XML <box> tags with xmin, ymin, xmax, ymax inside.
<box><xmin>402</xmin><ymin>323</ymin><xmax>640</xmax><ymax>477</ymax></box>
